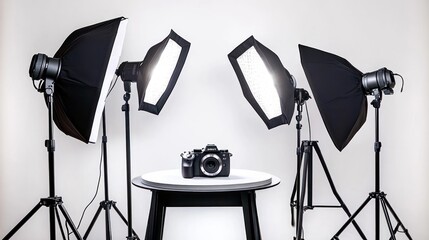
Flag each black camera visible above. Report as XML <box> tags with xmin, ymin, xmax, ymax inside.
<box><xmin>181</xmin><ymin>144</ymin><xmax>232</xmax><ymax>178</ymax></box>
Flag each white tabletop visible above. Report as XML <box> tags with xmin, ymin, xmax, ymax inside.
<box><xmin>133</xmin><ymin>169</ymin><xmax>280</xmax><ymax>192</ymax></box>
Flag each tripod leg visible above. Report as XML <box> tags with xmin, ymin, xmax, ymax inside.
<box><xmin>290</xmin><ymin>175</ymin><xmax>298</xmax><ymax>226</ymax></box>
<box><xmin>380</xmin><ymin>197</ymin><xmax>396</xmax><ymax>240</ymax></box>
<box><xmin>391</xmin><ymin>224</ymin><xmax>400</xmax><ymax>238</ymax></box>
<box><xmin>3</xmin><ymin>202</ymin><xmax>43</xmax><ymax>239</ymax></box>
<box><xmin>296</xmin><ymin>151</ymin><xmax>309</xmax><ymax>240</ymax></box>
<box><xmin>58</xmin><ymin>204</ymin><xmax>83</xmax><ymax>240</ymax></box>
<box><xmin>83</xmin><ymin>205</ymin><xmax>103</xmax><ymax>239</ymax></box>
<box><xmin>332</xmin><ymin>196</ymin><xmax>372</xmax><ymax>239</ymax></box>
<box><xmin>313</xmin><ymin>143</ymin><xmax>367</xmax><ymax>239</ymax></box>
<box><xmin>291</xmin><ymin>142</ymin><xmax>306</xmax><ymax>228</ymax></box>
<box><xmin>383</xmin><ymin>197</ymin><xmax>413</xmax><ymax>239</ymax></box>
<box><xmin>54</xmin><ymin>206</ymin><xmax>67</xmax><ymax>240</ymax></box>
<box><xmin>112</xmin><ymin>203</ymin><xmax>140</xmax><ymax>238</ymax></box>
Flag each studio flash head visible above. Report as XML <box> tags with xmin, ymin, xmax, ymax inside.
<box><xmin>362</xmin><ymin>67</ymin><xmax>395</xmax><ymax>95</ymax></box>
<box><xmin>29</xmin><ymin>53</ymin><xmax>61</xmax><ymax>81</ymax></box>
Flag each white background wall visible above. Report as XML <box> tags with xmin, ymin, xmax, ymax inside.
<box><xmin>1</xmin><ymin>0</ymin><xmax>428</xmax><ymax>239</ymax></box>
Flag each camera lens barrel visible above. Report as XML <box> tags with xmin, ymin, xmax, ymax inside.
<box><xmin>200</xmin><ymin>154</ymin><xmax>223</xmax><ymax>177</ymax></box>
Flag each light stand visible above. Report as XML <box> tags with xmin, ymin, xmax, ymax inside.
<box><xmin>3</xmin><ymin>79</ymin><xmax>82</xmax><ymax>240</ymax></box>
<box><xmin>332</xmin><ymin>90</ymin><xmax>412</xmax><ymax>240</ymax></box>
<box><xmin>4</xmin><ymin>17</ymin><xmax>127</xmax><ymax>240</ymax></box>
<box><xmin>115</xmin><ymin>30</ymin><xmax>190</xmax><ymax>240</ymax></box>
<box><xmin>83</xmin><ymin>110</ymin><xmax>138</xmax><ymax>240</ymax></box>
<box><xmin>289</xmin><ymin>89</ymin><xmax>366</xmax><ymax>240</ymax></box>
<box><xmin>298</xmin><ymin>44</ymin><xmax>412</xmax><ymax>240</ymax></box>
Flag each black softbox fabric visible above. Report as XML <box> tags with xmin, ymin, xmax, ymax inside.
<box><xmin>299</xmin><ymin>44</ymin><xmax>367</xmax><ymax>151</ymax></box>
<box><xmin>48</xmin><ymin>17</ymin><xmax>126</xmax><ymax>143</ymax></box>
<box><xmin>228</xmin><ymin>36</ymin><xmax>295</xmax><ymax>129</ymax></box>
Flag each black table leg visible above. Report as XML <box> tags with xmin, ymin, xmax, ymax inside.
<box><xmin>145</xmin><ymin>190</ymin><xmax>166</xmax><ymax>240</ymax></box>
<box><xmin>241</xmin><ymin>191</ymin><xmax>261</xmax><ymax>240</ymax></box>
<box><xmin>144</xmin><ymin>190</ymin><xmax>261</xmax><ymax>240</ymax></box>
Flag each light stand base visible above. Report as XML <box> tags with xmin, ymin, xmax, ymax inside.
<box><xmin>83</xmin><ymin>200</ymin><xmax>140</xmax><ymax>240</ymax></box>
<box><xmin>332</xmin><ymin>93</ymin><xmax>412</xmax><ymax>240</ymax></box>
<box><xmin>3</xmin><ymin>87</ymin><xmax>82</xmax><ymax>240</ymax></box>
<box><xmin>291</xmin><ymin>141</ymin><xmax>366</xmax><ymax>240</ymax></box>
<box><xmin>3</xmin><ymin>197</ymin><xmax>82</xmax><ymax>240</ymax></box>
<box><xmin>83</xmin><ymin>111</ymin><xmax>139</xmax><ymax>240</ymax></box>
<box><xmin>332</xmin><ymin>191</ymin><xmax>412</xmax><ymax>240</ymax></box>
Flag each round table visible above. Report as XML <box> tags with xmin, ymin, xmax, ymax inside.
<box><xmin>132</xmin><ymin>169</ymin><xmax>280</xmax><ymax>240</ymax></box>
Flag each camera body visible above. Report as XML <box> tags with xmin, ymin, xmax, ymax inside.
<box><xmin>181</xmin><ymin>144</ymin><xmax>231</xmax><ymax>178</ymax></box>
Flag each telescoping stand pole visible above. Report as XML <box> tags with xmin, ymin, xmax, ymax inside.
<box><xmin>3</xmin><ymin>79</ymin><xmax>82</xmax><ymax>240</ymax></box>
<box><xmin>122</xmin><ymin>81</ymin><xmax>139</xmax><ymax>240</ymax></box>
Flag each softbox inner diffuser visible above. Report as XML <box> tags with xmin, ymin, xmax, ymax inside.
<box><xmin>299</xmin><ymin>44</ymin><xmax>367</xmax><ymax>151</ymax></box>
<box><xmin>51</xmin><ymin>17</ymin><xmax>127</xmax><ymax>143</ymax></box>
<box><xmin>136</xmin><ymin>30</ymin><xmax>191</xmax><ymax>115</ymax></box>
<box><xmin>228</xmin><ymin>36</ymin><xmax>295</xmax><ymax>129</ymax></box>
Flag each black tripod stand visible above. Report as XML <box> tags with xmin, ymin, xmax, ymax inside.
<box><xmin>3</xmin><ymin>79</ymin><xmax>82</xmax><ymax>240</ymax></box>
<box><xmin>332</xmin><ymin>91</ymin><xmax>412</xmax><ymax>240</ymax></box>
<box><xmin>83</xmin><ymin>110</ymin><xmax>138</xmax><ymax>239</ymax></box>
<box><xmin>290</xmin><ymin>89</ymin><xmax>366</xmax><ymax>240</ymax></box>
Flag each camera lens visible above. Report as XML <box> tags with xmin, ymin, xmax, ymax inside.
<box><xmin>200</xmin><ymin>154</ymin><xmax>222</xmax><ymax>177</ymax></box>
<box><xmin>205</xmin><ymin>159</ymin><xmax>218</xmax><ymax>171</ymax></box>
